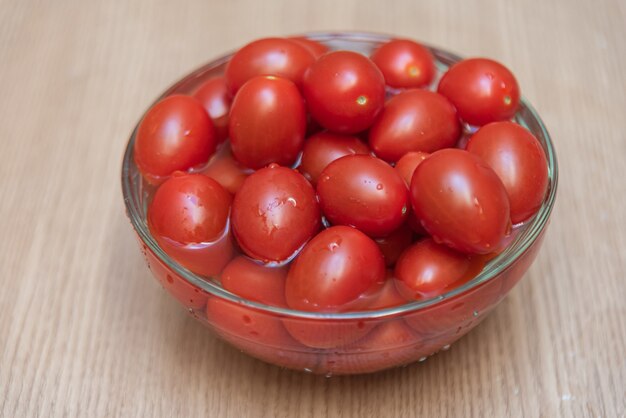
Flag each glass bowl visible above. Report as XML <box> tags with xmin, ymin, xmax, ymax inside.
<box><xmin>121</xmin><ymin>31</ymin><xmax>558</xmax><ymax>375</ymax></box>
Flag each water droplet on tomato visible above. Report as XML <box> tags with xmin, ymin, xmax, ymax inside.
<box><xmin>376</xmin><ymin>183</ymin><xmax>383</xmax><ymax>190</ymax></box>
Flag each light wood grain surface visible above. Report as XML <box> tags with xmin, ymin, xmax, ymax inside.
<box><xmin>1</xmin><ymin>0</ymin><xmax>625</xmax><ymax>416</ymax></box>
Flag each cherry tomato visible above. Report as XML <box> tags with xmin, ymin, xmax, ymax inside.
<box><xmin>229</xmin><ymin>76</ymin><xmax>306</xmax><ymax>169</ymax></box>
<box><xmin>360</xmin><ymin>273</ymin><xmax>410</xmax><ymax>309</ymax></box>
<box><xmin>298</xmin><ymin>131</ymin><xmax>370</xmax><ymax>185</ymax></box>
<box><xmin>288</xmin><ymin>36</ymin><xmax>329</xmax><ymax>59</ymax></box>
<box><xmin>134</xmin><ymin>95</ymin><xmax>217</xmax><ymax>183</ymax></box>
<box><xmin>285</xmin><ymin>226</ymin><xmax>386</xmax><ymax>311</ymax></box>
<box><xmin>148</xmin><ymin>173</ymin><xmax>234</xmax><ymax>276</ymax></box>
<box><xmin>395</xmin><ymin>239</ymin><xmax>484</xmax><ymax>299</ymax></box>
<box><xmin>438</xmin><ymin>58</ymin><xmax>520</xmax><ymax>126</ymax></box>
<box><xmin>225</xmin><ymin>38</ymin><xmax>315</xmax><ymax>94</ymax></box>
<box><xmin>302</xmin><ymin>51</ymin><xmax>385</xmax><ymax>134</ymax></box>
<box><xmin>220</xmin><ymin>256</ymin><xmax>288</xmax><ymax>306</ymax></box>
<box><xmin>317</xmin><ymin>155</ymin><xmax>409</xmax><ymax>237</ymax></box>
<box><xmin>369</xmin><ymin>89</ymin><xmax>460</xmax><ymax>162</ymax></box>
<box><xmin>231</xmin><ymin>165</ymin><xmax>320</xmax><ymax>263</ymax></box>
<box><xmin>466</xmin><ymin>121</ymin><xmax>548</xmax><ymax>223</ymax></box>
<box><xmin>375</xmin><ymin>226</ymin><xmax>414</xmax><ymax>267</ymax></box>
<box><xmin>395</xmin><ymin>151</ymin><xmax>429</xmax><ymax>185</ymax></box>
<box><xmin>410</xmin><ymin>149</ymin><xmax>511</xmax><ymax>254</ymax></box>
<box><xmin>193</xmin><ymin>76</ymin><xmax>231</xmax><ymax>142</ymax></box>
<box><xmin>370</xmin><ymin>39</ymin><xmax>435</xmax><ymax>88</ymax></box>
<box><xmin>200</xmin><ymin>144</ymin><xmax>249</xmax><ymax>194</ymax></box>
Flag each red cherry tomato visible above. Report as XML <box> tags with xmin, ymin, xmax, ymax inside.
<box><xmin>231</xmin><ymin>165</ymin><xmax>320</xmax><ymax>263</ymax></box>
<box><xmin>395</xmin><ymin>151</ymin><xmax>429</xmax><ymax>185</ymax></box>
<box><xmin>370</xmin><ymin>39</ymin><xmax>435</xmax><ymax>88</ymax></box>
<box><xmin>220</xmin><ymin>256</ymin><xmax>288</xmax><ymax>306</ymax></box>
<box><xmin>361</xmin><ymin>273</ymin><xmax>410</xmax><ymax>309</ymax></box>
<box><xmin>438</xmin><ymin>58</ymin><xmax>520</xmax><ymax>126</ymax></box>
<box><xmin>225</xmin><ymin>38</ymin><xmax>315</xmax><ymax>94</ymax></box>
<box><xmin>317</xmin><ymin>155</ymin><xmax>409</xmax><ymax>237</ymax></box>
<box><xmin>193</xmin><ymin>76</ymin><xmax>231</xmax><ymax>142</ymax></box>
<box><xmin>288</xmin><ymin>36</ymin><xmax>329</xmax><ymax>59</ymax></box>
<box><xmin>374</xmin><ymin>226</ymin><xmax>414</xmax><ymax>267</ymax></box>
<box><xmin>302</xmin><ymin>51</ymin><xmax>385</xmax><ymax>134</ymax></box>
<box><xmin>285</xmin><ymin>226</ymin><xmax>386</xmax><ymax>311</ymax></box>
<box><xmin>200</xmin><ymin>144</ymin><xmax>249</xmax><ymax>194</ymax></box>
<box><xmin>148</xmin><ymin>173</ymin><xmax>234</xmax><ymax>276</ymax></box>
<box><xmin>395</xmin><ymin>239</ymin><xmax>484</xmax><ymax>299</ymax></box>
<box><xmin>466</xmin><ymin>121</ymin><xmax>548</xmax><ymax>223</ymax></box>
<box><xmin>410</xmin><ymin>149</ymin><xmax>511</xmax><ymax>254</ymax></box>
<box><xmin>298</xmin><ymin>131</ymin><xmax>370</xmax><ymax>185</ymax></box>
<box><xmin>229</xmin><ymin>76</ymin><xmax>306</xmax><ymax>169</ymax></box>
<box><xmin>369</xmin><ymin>89</ymin><xmax>460</xmax><ymax>162</ymax></box>
<box><xmin>134</xmin><ymin>95</ymin><xmax>217</xmax><ymax>183</ymax></box>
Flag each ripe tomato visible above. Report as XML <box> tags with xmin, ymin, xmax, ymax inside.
<box><xmin>225</xmin><ymin>38</ymin><xmax>315</xmax><ymax>94</ymax></box>
<box><xmin>394</xmin><ymin>151</ymin><xmax>429</xmax><ymax>185</ymax></box>
<box><xmin>375</xmin><ymin>227</ymin><xmax>414</xmax><ymax>267</ymax></box>
<box><xmin>410</xmin><ymin>149</ymin><xmax>511</xmax><ymax>254</ymax></box>
<box><xmin>200</xmin><ymin>144</ymin><xmax>249</xmax><ymax>194</ymax></box>
<box><xmin>285</xmin><ymin>226</ymin><xmax>386</xmax><ymax>311</ymax></box>
<box><xmin>360</xmin><ymin>273</ymin><xmax>409</xmax><ymax>309</ymax></box>
<box><xmin>288</xmin><ymin>36</ymin><xmax>329</xmax><ymax>59</ymax></box>
<box><xmin>466</xmin><ymin>121</ymin><xmax>548</xmax><ymax>223</ymax></box>
<box><xmin>395</xmin><ymin>239</ymin><xmax>484</xmax><ymax>299</ymax></box>
<box><xmin>317</xmin><ymin>155</ymin><xmax>409</xmax><ymax>237</ymax></box>
<box><xmin>302</xmin><ymin>51</ymin><xmax>385</xmax><ymax>134</ymax></box>
<box><xmin>369</xmin><ymin>89</ymin><xmax>460</xmax><ymax>162</ymax></box>
<box><xmin>220</xmin><ymin>256</ymin><xmax>288</xmax><ymax>306</ymax></box>
<box><xmin>231</xmin><ymin>165</ymin><xmax>320</xmax><ymax>263</ymax></box>
<box><xmin>193</xmin><ymin>76</ymin><xmax>231</xmax><ymax>142</ymax></box>
<box><xmin>438</xmin><ymin>58</ymin><xmax>520</xmax><ymax>126</ymax></box>
<box><xmin>148</xmin><ymin>173</ymin><xmax>234</xmax><ymax>276</ymax></box>
<box><xmin>134</xmin><ymin>95</ymin><xmax>217</xmax><ymax>184</ymax></box>
<box><xmin>370</xmin><ymin>39</ymin><xmax>435</xmax><ymax>88</ymax></box>
<box><xmin>229</xmin><ymin>76</ymin><xmax>306</xmax><ymax>169</ymax></box>
<box><xmin>298</xmin><ymin>131</ymin><xmax>370</xmax><ymax>185</ymax></box>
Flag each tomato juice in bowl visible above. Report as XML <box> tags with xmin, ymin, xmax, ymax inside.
<box><xmin>122</xmin><ymin>32</ymin><xmax>557</xmax><ymax>375</ymax></box>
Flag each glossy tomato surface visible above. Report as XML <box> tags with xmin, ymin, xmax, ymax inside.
<box><xmin>438</xmin><ymin>58</ymin><xmax>520</xmax><ymax>126</ymax></box>
<box><xmin>369</xmin><ymin>89</ymin><xmax>460</xmax><ymax>162</ymax></box>
<box><xmin>220</xmin><ymin>256</ymin><xmax>288</xmax><ymax>306</ymax></box>
<box><xmin>302</xmin><ymin>51</ymin><xmax>385</xmax><ymax>134</ymax></box>
<box><xmin>285</xmin><ymin>226</ymin><xmax>385</xmax><ymax>312</ymax></box>
<box><xmin>375</xmin><ymin>226</ymin><xmax>414</xmax><ymax>267</ymax></box>
<box><xmin>229</xmin><ymin>76</ymin><xmax>306</xmax><ymax>169</ymax></box>
<box><xmin>225</xmin><ymin>37</ymin><xmax>315</xmax><ymax>93</ymax></box>
<box><xmin>410</xmin><ymin>149</ymin><xmax>511</xmax><ymax>254</ymax></box>
<box><xmin>395</xmin><ymin>151</ymin><xmax>429</xmax><ymax>185</ymax></box>
<box><xmin>193</xmin><ymin>76</ymin><xmax>231</xmax><ymax>142</ymax></box>
<box><xmin>466</xmin><ymin>121</ymin><xmax>548</xmax><ymax>223</ymax></box>
<box><xmin>288</xmin><ymin>36</ymin><xmax>329</xmax><ymax>59</ymax></box>
<box><xmin>147</xmin><ymin>173</ymin><xmax>234</xmax><ymax>276</ymax></box>
<box><xmin>298</xmin><ymin>131</ymin><xmax>370</xmax><ymax>185</ymax></box>
<box><xmin>370</xmin><ymin>39</ymin><xmax>435</xmax><ymax>88</ymax></box>
<box><xmin>134</xmin><ymin>95</ymin><xmax>216</xmax><ymax>183</ymax></box>
<box><xmin>317</xmin><ymin>155</ymin><xmax>409</xmax><ymax>237</ymax></box>
<box><xmin>231</xmin><ymin>165</ymin><xmax>320</xmax><ymax>263</ymax></box>
<box><xmin>200</xmin><ymin>144</ymin><xmax>249</xmax><ymax>195</ymax></box>
<box><xmin>395</xmin><ymin>239</ymin><xmax>484</xmax><ymax>299</ymax></box>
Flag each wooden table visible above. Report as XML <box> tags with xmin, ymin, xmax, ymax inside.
<box><xmin>1</xmin><ymin>0</ymin><xmax>624</xmax><ymax>416</ymax></box>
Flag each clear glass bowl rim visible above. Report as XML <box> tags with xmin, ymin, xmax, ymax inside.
<box><xmin>121</xmin><ymin>31</ymin><xmax>558</xmax><ymax>321</ymax></box>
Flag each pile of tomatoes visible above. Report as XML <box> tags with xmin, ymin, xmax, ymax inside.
<box><xmin>134</xmin><ymin>36</ymin><xmax>549</xmax><ymax>354</ymax></box>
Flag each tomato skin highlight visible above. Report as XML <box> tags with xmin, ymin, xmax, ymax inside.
<box><xmin>370</xmin><ymin>39</ymin><xmax>435</xmax><ymax>88</ymax></box>
<box><xmin>134</xmin><ymin>95</ymin><xmax>217</xmax><ymax>184</ymax></box>
<box><xmin>302</xmin><ymin>51</ymin><xmax>386</xmax><ymax>134</ymax></box>
<box><xmin>438</xmin><ymin>58</ymin><xmax>520</xmax><ymax>126</ymax></box>
<box><xmin>317</xmin><ymin>155</ymin><xmax>409</xmax><ymax>238</ymax></box>
<box><xmin>288</xmin><ymin>36</ymin><xmax>329</xmax><ymax>59</ymax></box>
<box><xmin>285</xmin><ymin>226</ymin><xmax>386</xmax><ymax>312</ymax></box>
<box><xmin>395</xmin><ymin>151</ymin><xmax>429</xmax><ymax>186</ymax></box>
<box><xmin>410</xmin><ymin>148</ymin><xmax>511</xmax><ymax>254</ymax></box>
<box><xmin>369</xmin><ymin>89</ymin><xmax>460</xmax><ymax>162</ymax></box>
<box><xmin>466</xmin><ymin>121</ymin><xmax>548</xmax><ymax>223</ymax></box>
<box><xmin>229</xmin><ymin>76</ymin><xmax>306</xmax><ymax>169</ymax></box>
<box><xmin>225</xmin><ymin>37</ymin><xmax>315</xmax><ymax>94</ymax></box>
<box><xmin>231</xmin><ymin>165</ymin><xmax>321</xmax><ymax>263</ymax></box>
<box><xmin>193</xmin><ymin>76</ymin><xmax>231</xmax><ymax>142</ymax></box>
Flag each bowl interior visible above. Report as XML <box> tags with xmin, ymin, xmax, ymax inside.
<box><xmin>121</xmin><ymin>31</ymin><xmax>558</xmax><ymax>320</ymax></box>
